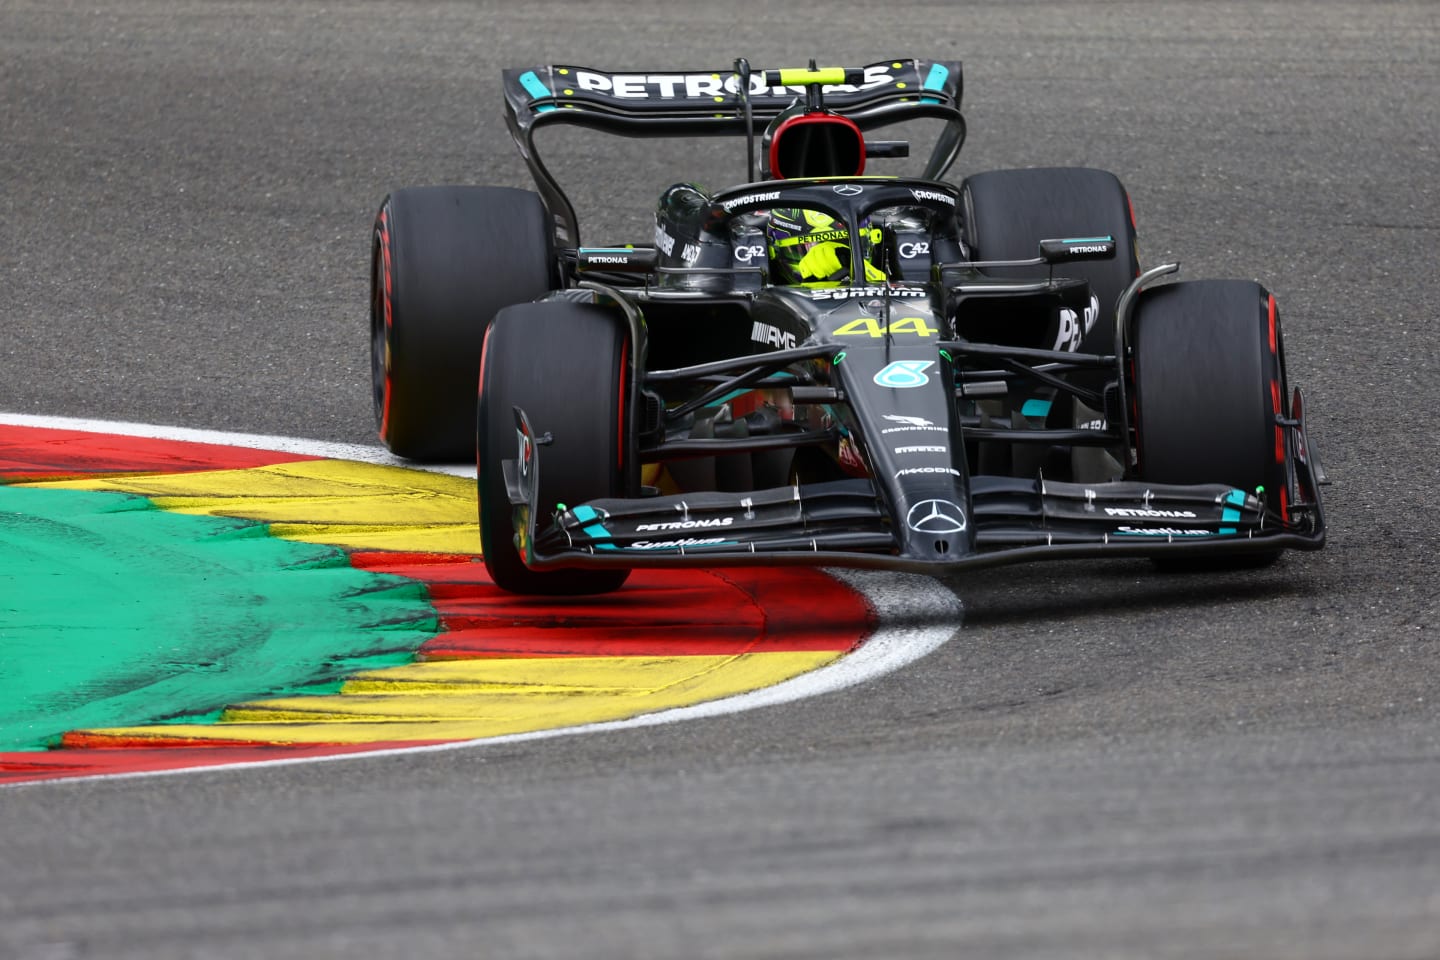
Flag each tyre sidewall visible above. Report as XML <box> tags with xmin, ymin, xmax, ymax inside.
<box><xmin>477</xmin><ymin>301</ymin><xmax>633</xmax><ymax>595</ymax></box>
<box><xmin>1132</xmin><ymin>279</ymin><xmax>1287</xmax><ymax>500</ymax></box>
<box><xmin>373</xmin><ymin>185</ymin><xmax>555</xmax><ymax>461</ymax></box>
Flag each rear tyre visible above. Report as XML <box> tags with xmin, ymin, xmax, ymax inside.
<box><xmin>371</xmin><ymin>185</ymin><xmax>554</xmax><ymax>462</ymax></box>
<box><xmin>477</xmin><ymin>301</ymin><xmax>633</xmax><ymax>595</ymax></box>
<box><xmin>1131</xmin><ymin>279</ymin><xmax>1289</xmax><ymax>569</ymax></box>
<box><xmin>960</xmin><ymin>166</ymin><xmax>1140</xmax><ymax>356</ymax></box>
<box><xmin>959</xmin><ymin>168</ymin><xmax>1141</xmax><ymax>480</ymax></box>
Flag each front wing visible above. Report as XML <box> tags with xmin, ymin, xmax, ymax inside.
<box><xmin>505</xmin><ymin>411</ymin><xmax>1326</xmax><ymax>575</ymax></box>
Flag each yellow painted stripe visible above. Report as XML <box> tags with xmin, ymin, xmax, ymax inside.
<box><xmin>27</xmin><ymin>460</ymin><xmax>478</xmax><ymax>553</ymax></box>
<box><xmin>38</xmin><ymin>457</ymin><xmax>860</xmax><ymax>751</ymax></box>
<box><xmin>265</xmin><ymin>523</ymin><xmax>476</xmax><ymax>554</ymax></box>
<box><xmin>80</xmin><ymin>651</ymin><xmax>839</xmax><ymax>744</ymax></box>
<box><xmin>342</xmin><ymin>654</ymin><xmax>765</xmax><ymax>692</ymax></box>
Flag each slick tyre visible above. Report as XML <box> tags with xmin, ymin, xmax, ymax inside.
<box><xmin>477</xmin><ymin>301</ymin><xmax>633</xmax><ymax>595</ymax></box>
<box><xmin>371</xmin><ymin>186</ymin><xmax>554</xmax><ymax>462</ymax></box>
<box><xmin>1131</xmin><ymin>279</ymin><xmax>1290</xmax><ymax>568</ymax></box>
<box><xmin>960</xmin><ymin>166</ymin><xmax>1140</xmax><ymax>356</ymax></box>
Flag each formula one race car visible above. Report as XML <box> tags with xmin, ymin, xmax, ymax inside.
<box><xmin>369</xmin><ymin>58</ymin><xmax>1327</xmax><ymax>595</ymax></box>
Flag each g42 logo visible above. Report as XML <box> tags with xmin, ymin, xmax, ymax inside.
<box><xmin>833</xmin><ymin>317</ymin><xmax>937</xmax><ymax>339</ymax></box>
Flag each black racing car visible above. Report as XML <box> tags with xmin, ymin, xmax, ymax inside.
<box><xmin>369</xmin><ymin>58</ymin><xmax>1327</xmax><ymax>595</ymax></box>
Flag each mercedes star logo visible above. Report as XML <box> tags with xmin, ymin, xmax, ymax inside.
<box><xmin>906</xmin><ymin>499</ymin><xmax>968</xmax><ymax>534</ymax></box>
<box><xmin>832</xmin><ymin>183</ymin><xmax>864</xmax><ymax>196</ymax></box>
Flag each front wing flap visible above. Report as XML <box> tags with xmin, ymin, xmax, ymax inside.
<box><xmin>507</xmin><ymin>403</ymin><xmax>1322</xmax><ymax>573</ymax></box>
<box><xmin>546</xmin><ymin>482</ymin><xmax>893</xmax><ymax>557</ymax></box>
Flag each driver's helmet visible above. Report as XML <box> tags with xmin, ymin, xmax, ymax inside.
<box><xmin>766</xmin><ymin>208</ymin><xmax>887</xmax><ymax>286</ymax></box>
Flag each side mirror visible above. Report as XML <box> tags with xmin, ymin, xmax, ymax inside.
<box><xmin>1039</xmin><ymin>236</ymin><xmax>1116</xmax><ymax>264</ymax></box>
<box><xmin>576</xmin><ymin>247</ymin><xmax>659</xmax><ymax>273</ymax></box>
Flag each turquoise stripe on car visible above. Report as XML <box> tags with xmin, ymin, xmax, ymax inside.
<box><xmin>518</xmin><ymin>70</ymin><xmax>556</xmax><ymax>112</ymax></box>
<box><xmin>1219</xmin><ymin>488</ymin><xmax>1247</xmax><ymax>533</ymax></box>
<box><xmin>1020</xmin><ymin>398</ymin><xmax>1052</xmax><ymax>418</ymax></box>
<box><xmin>921</xmin><ymin>62</ymin><xmax>948</xmax><ymax>103</ymax></box>
<box><xmin>572</xmin><ymin>504</ymin><xmax>618</xmax><ymax>550</ymax></box>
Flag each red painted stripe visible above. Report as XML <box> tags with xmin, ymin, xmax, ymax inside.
<box><xmin>0</xmin><ymin>741</ymin><xmax>449</xmax><ymax>785</ymax></box>
<box><xmin>421</xmin><ymin>624</ymin><xmax>822</xmax><ymax>659</ymax></box>
<box><xmin>0</xmin><ymin>425</ymin><xmax>320</xmax><ymax>479</ymax></box>
<box><xmin>0</xmin><ymin>440</ymin><xmax>875</xmax><ymax>785</ymax></box>
<box><xmin>0</xmin><ymin>554</ymin><xmax>870</xmax><ymax>783</ymax></box>
<box><xmin>351</xmin><ymin>552</ymin><xmax>872</xmax><ymax>657</ymax></box>
<box><xmin>350</xmin><ymin>550</ymin><xmax>488</xmax><ymax>577</ymax></box>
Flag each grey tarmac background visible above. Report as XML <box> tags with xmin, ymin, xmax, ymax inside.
<box><xmin>1</xmin><ymin>2</ymin><xmax>1438</xmax><ymax>958</ymax></box>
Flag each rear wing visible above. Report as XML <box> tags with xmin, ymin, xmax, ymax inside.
<box><xmin>500</xmin><ymin>59</ymin><xmax>965</xmax><ymax>245</ymax></box>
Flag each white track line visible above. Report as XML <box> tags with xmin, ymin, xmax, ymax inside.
<box><xmin>0</xmin><ymin>413</ymin><xmax>960</xmax><ymax>788</ymax></box>
<box><xmin>0</xmin><ymin>412</ymin><xmax>476</xmax><ymax>476</ymax></box>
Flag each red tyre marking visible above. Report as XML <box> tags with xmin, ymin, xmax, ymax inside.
<box><xmin>475</xmin><ymin>322</ymin><xmax>495</xmax><ymax>480</ymax></box>
<box><xmin>1266</xmin><ymin>294</ymin><xmax>1291</xmax><ymax>522</ymax></box>
<box><xmin>1267</xmin><ymin>293</ymin><xmax>1277</xmax><ymax>353</ymax></box>
<box><xmin>477</xmin><ymin>321</ymin><xmax>493</xmax><ymax>397</ymax></box>
<box><xmin>1268</xmin><ymin>295</ymin><xmax>1285</xmax><ymax>467</ymax></box>
<box><xmin>377</xmin><ymin>205</ymin><xmax>395</xmax><ymax>440</ymax></box>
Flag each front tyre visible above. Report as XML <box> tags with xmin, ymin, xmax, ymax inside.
<box><xmin>477</xmin><ymin>301</ymin><xmax>633</xmax><ymax>595</ymax></box>
<box><xmin>1131</xmin><ymin>279</ymin><xmax>1290</xmax><ymax>568</ymax></box>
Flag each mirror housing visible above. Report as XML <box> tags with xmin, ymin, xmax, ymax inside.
<box><xmin>1039</xmin><ymin>236</ymin><xmax>1116</xmax><ymax>264</ymax></box>
<box><xmin>576</xmin><ymin>247</ymin><xmax>658</xmax><ymax>273</ymax></box>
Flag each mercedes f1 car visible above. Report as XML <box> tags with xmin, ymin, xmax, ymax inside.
<box><xmin>369</xmin><ymin>58</ymin><xmax>1327</xmax><ymax>595</ymax></box>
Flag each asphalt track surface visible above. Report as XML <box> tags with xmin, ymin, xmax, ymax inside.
<box><xmin>2</xmin><ymin>2</ymin><xmax>1438</xmax><ymax>957</ymax></box>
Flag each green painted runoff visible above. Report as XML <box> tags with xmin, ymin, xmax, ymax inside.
<box><xmin>0</xmin><ymin>486</ymin><xmax>437</xmax><ymax>750</ymax></box>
